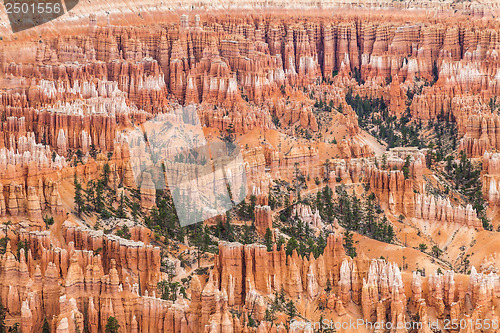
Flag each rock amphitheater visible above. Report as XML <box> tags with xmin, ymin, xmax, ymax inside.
<box><xmin>0</xmin><ymin>0</ymin><xmax>500</xmax><ymax>332</ymax></box>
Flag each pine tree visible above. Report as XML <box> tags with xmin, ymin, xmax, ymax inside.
<box><xmin>74</xmin><ymin>319</ymin><xmax>81</xmax><ymax>333</ymax></box>
<box><xmin>285</xmin><ymin>300</ymin><xmax>298</xmax><ymax>330</ymax></box>
<box><xmin>264</xmin><ymin>228</ymin><xmax>273</xmax><ymax>251</ymax></box>
<box><xmin>130</xmin><ymin>201</ymin><xmax>140</xmax><ymax>221</ymax></box>
<box><xmin>268</xmin><ymin>191</ymin><xmax>277</xmax><ymax>210</ymax></box>
<box><xmin>16</xmin><ymin>240</ymin><xmax>28</xmax><ymax>261</ymax></box>
<box><xmin>224</xmin><ymin>211</ymin><xmax>234</xmax><ymax>242</ymax></box>
<box><xmin>102</xmin><ymin>163</ymin><xmax>111</xmax><ymax>186</ymax></box>
<box><xmin>276</xmin><ymin>236</ymin><xmax>285</xmax><ymax>251</ymax></box>
<box><xmin>316</xmin><ymin>234</ymin><xmax>327</xmax><ymax>258</ymax></box>
<box><xmin>402</xmin><ymin>155</ymin><xmax>411</xmax><ymax>179</ymax></box>
<box><xmin>84</xmin><ymin>180</ymin><xmax>96</xmax><ymax>212</ymax></box>
<box><xmin>285</xmin><ymin>237</ymin><xmax>299</xmax><ymax>256</ymax></box>
<box><xmin>296</xmin><ymin>219</ymin><xmax>305</xmax><ymax>241</ymax></box>
<box><xmin>264</xmin><ymin>308</ymin><xmax>277</xmax><ymax>324</ymax></box>
<box><xmin>9</xmin><ymin>322</ymin><xmax>20</xmax><ymax>333</ymax></box>
<box><xmin>74</xmin><ymin>174</ymin><xmax>85</xmax><ymax>217</ymax></box>
<box><xmin>343</xmin><ymin>230</ymin><xmax>357</xmax><ymax>258</ymax></box>
<box><xmin>247</xmin><ymin>195</ymin><xmax>257</xmax><ymax>219</ymax></box>
<box><xmin>95</xmin><ymin>180</ymin><xmax>105</xmax><ymax>214</ymax></box>
<box><xmin>116</xmin><ymin>193</ymin><xmax>126</xmax><ymax>219</ymax></box>
<box><xmin>0</xmin><ymin>222</ymin><xmax>10</xmax><ymax>255</ymax></box>
<box><xmin>242</xmin><ymin>224</ymin><xmax>254</xmax><ymax>244</ymax></box>
<box><xmin>42</xmin><ymin>317</ymin><xmax>50</xmax><ymax>333</ymax></box>
<box><xmin>316</xmin><ymin>191</ymin><xmax>323</xmax><ymax>214</ymax></box>
<box><xmin>284</xmin><ymin>194</ymin><xmax>290</xmax><ymax>209</ymax></box>
<box><xmin>215</xmin><ymin>218</ymin><xmax>224</xmax><ymax>238</ymax></box>
<box><xmin>0</xmin><ymin>303</ymin><xmax>5</xmax><ymax>333</ymax></box>
<box><xmin>325</xmin><ymin>279</ymin><xmax>332</xmax><ymax>293</ymax></box>
<box><xmin>238</xmin><ymin>200</ymin><xmax>248</xmax><ymax>218</ymax></box>
<box><xmin>105</xmin><ymin>317</ymin><xmax>120</xmax><ymax>333</ymax></box>
<box><xmin>322</xmin><ymin>185</ymin><xmax>334</xmax><ymax>222</ymax></box>
<box><xmin>323</xmin><ymin>159</ymin><xmax>331</xmax><ymax>181</ymax></box>
<box><xmin>306</xmin><ymin>237</ymin><xmax>317</xmax><ymax>257</ymax></box>
<box><xmin>386</xmin><ymin>222</ymin><xmax>395</xmax><ymax>243</ymax></box>
<box><xmin>202</xmin><ymin>226</ymin><xmax>211</xmax><ymax>252</ymax></box>
<box><xmin>450</xmin><ymin>151</ymin><xmax>486</xmax><ymax>224</ymax></box>
<box><xmin>365</xmin><ymin>193</ymin><xmax>376</xmax><ymax>234</ymax></box>
<box><xmin>432</xmin><ymin>245</ymin><xmax>442</xmax><ymax>258</ymax></box>
<box><xmin>192</xmin><ymin>224</ymin><xmax>203</xmax><ymax>267</ymax></box>
<box><xmin>381</xmin><ymin>154</ymin><xmax>388</xmax><ymax>170</ymax></box>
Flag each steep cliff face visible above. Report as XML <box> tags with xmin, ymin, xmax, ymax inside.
<box><xmin>0</xmin><ymin>94</ymin><xmax>147</xmax><ymax>153</ymax></box>
<box><xmin>460</xmin><ymin>114</ymin><xmax>500</xmax><ymax>157</ymax></box>
<box><xmin>2</xmin><ymin>205</ymin><xmax>498</xmax><ymax>333</ymax></box>
<box><xmin>211</xmin><ymin>239</ymin><xmax>499</xmax><ymax>333</ymax></box>
<box><xmin>322</xmin><ymin>149</ymin><xmax>484</xmax><ymax>230</ymax></box>
<box><xmin>0</xmin><ymin>130</ymin><xmax>151</xmax><ymax>222</ymax></box>
<box><xmin>62</xmin><ymin>224</ymin><xmax>161</xmax><ymax>291</ymax></box>
<box><xmin>5</xmin><ymin>13</ymin><xmax>500</xmax><ymax>123</ymax></box>
<box><xmin>0</xmin><ymin>134</ymin><xmax>65</xmax><ymax>227</ymax></box>
<box><xmin>254</xmin><ymin>205</ymin><xmax>272</xmax><ymax>236</ymax></box>
<box><xmin>0</xmin><ymin>224</ymin><xmax>183</xmax><ymax>333</ymax></box>
<box><xmin>482</xmin><ymin>151</ymin><xmax>500</xmax><ymax>208</ymax></box>
<box><xmin>4</xmin><ymin>13</ymin><xmax>500</xmax><ymax>171</ymax></box>
<box><xmin>214</xmin><ymin>234</ymin><xmax>347</xmax><ymax>304</ymax></box>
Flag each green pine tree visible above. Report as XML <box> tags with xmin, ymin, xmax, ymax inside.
<box><xmin>42</xmin><ymin>317</ymin><xmax>50</xmax><ymax>333</ymax></box>
<box><xmin>224</xmin><ymin>211</ymin><xmax>234</xmax><ymax>242</ymax></box>
<box><xmin>286</xmin><ymin>237</ymin><xmax>299</xmax><ymax>256</ymax></box>
<box><xmin>8</xmin><ymin>322</ymin><xmax>20</xmax><ymax>333</ymax></box>
<box><xmin>102</xmin><ymin>163</ymin><xmax>111</xmax><ymax>186</ymax></box>
<box><xmin>0</xmin><ymin>303</ymin><xmax>6</xmax><ymax>333</ymax></box>
<box><xmin>105</xmin><ymin>317</ymin><xmax>120</xmax><ymax>333</ymax></box>
<box><xmin>242</xmin><ymin>224</ymin><xmax>255</xmax><ymax>244</ymax></box>
<box><xmin>343</xmin><ymin>230</ymin><xmax>357</xmax><ymax>258</ymax></box>
<box><xmin>285</xmin><ymin>300</ymin><xmax>298</xmax><ymax>330</ymax></box>
<box><xmin>116</xmin><ymin>193</ymin><xmax>126</xmax><ymax>219</ymax></box>
<box><xmin>264</xmin><ymin>228</ymin><xmax>273</xmax><ymax>251</ymax></box>
<box><xmin>74</xmin><ymin>174</ymin><xmax>86</xmax><ymax>217</ymax></box>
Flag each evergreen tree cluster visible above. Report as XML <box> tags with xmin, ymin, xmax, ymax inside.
<box><xmin>445</xmin><ymin>151</ymin><xmax>491</xmax><ymax>230</ymax></box>
<box><xmin>345</xmin><ymin>86</ymin><xmax>459</xmax><ymax>153</ymax></box>
<box><xmin>237</xmin><ymin>195</ymin><xmax>257</xmax><ymax>220</ymax></box>
<box><xmin>272</xmin><ymin>202</ymin><xmax>329</xmax><ymax>258</ymax></box>
<box><xmin>351</xmin><ymin>67</ymin><xmax>364</xmax><ymax>85</ymax></box>
<box><xmin>146</xmin><ymin>191</ymin><xmax>185</xmax><ymax>243</ymax></box>
<box><xmin>281</xmin><ymin>234</ymin><xmax>328</xmax><ymax>259</ymax></box>
<box><xmin>212</xmin><ymin>212</ymin><xmax>235</xmax><ymax>242</ymax></box>
<box><xmin>145</xmin><ymin>190</ymin><xmax>258</xmax><ymax>255</ymax></box>
<box><xmin>424</xmin><ymin>110</ymin><xmax>459</xmax><ymax>166</ymax></box>
<box><xmin>316</xmin><ymin>186</ymin><xmax>395</xmax><ymax>244</ymax></box>
<box><xmin>0</xmin><ymin>302</ymin><xmax>20</xmax><ymax>333</ymax></box>
<box><xmin>313</xmin><ymin>98</ymin><xmax>336</xmax><ymax>113</ymax></box>
<box><xmin>0</xmin><ymin>221</ymin><xmax>13</xmax><ymax>256</ymax></box>
<box><xmin>73</xmin><ymin>164</ymin><xmax>142</xmax><ymax>221</ymax></box>
<box><xmin>263</xmin><ymin>288</ymin><xmax>299</xmax><ymax>330</ymax></box>
<box><xmin>489</xmin><ymin>97</ymin><xmax>500</xmax><ymax>113</ymax></box>
<box><xmin>281</xmin><ymin>213</ymin><xmax>314</xmax><ymax>242</ymax></box>
<box><xmin>345</xmin><ymin>90</ymin><xmax>424</xmax><ymax>149</ymax></box>
<box><xmin>105</xmin><ymin>317</ymin><xmax>120</xmax><ymax>333</ymax></box>
<box><xmin>115</xmin><ymin>225</ymin><xmax>131</xmax><ymax>240</ymax></box>
<box><xmin>343</xmin><ymin>230</ymin><xmax>357</xmax><ymax>258</ymax></box>
<box><xmin>157</xmin><ymin>279</ymin><xmax>187</xmax><ymax>302</ymax></box>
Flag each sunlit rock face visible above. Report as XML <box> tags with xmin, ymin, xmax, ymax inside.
<box><xmin>1</xmin><ymin>1</ymin><xmax>500</xmax><ymax>332</ymax></box>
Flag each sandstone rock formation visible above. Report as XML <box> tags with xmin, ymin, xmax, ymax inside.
<box><xmin>1</xmin><ymin>5</ymin><xmax>500</xmax><ymax>333</ymax></box>
<box><xmin>254</xmin><ymin>205</ymin><xmax>272</xmax><ymax>236</ymax></box>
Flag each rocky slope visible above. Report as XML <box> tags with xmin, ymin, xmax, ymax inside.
<box><xmin>0</xmin><ymin>4</ymin><xmax>500</xmax><ymax>333</ymax></box>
